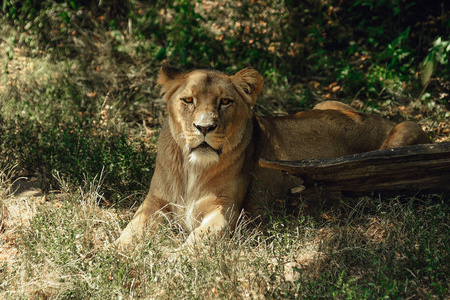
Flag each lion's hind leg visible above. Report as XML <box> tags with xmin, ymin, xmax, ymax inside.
<box><xmin>313</xmin><ymin>101</ymin><xmax>358</xmax><ymax>112</ymax></box>
<box><xmin>381</xmin><ymin>121</ymin><xmax>432</xmax><ymax>149</ymax></box>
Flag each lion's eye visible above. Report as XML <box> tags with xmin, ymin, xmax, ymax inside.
<box><xmin>182</xmin><ymin>97</ymin><xmax>194</xmax><ymax>104</ymax></box>
<box><xmin>220</xmin><ymin>98</ymin><xmax>233</xmax><ymax>106</ymax></box>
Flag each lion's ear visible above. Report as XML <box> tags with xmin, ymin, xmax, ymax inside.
<box><xmin>157</xmin><ymin>65</ymin><xmax>186</xmax><ymax>98</ymax></box>
<box><xmin>232</xmin><ymin>68</ymin><xmax>264</xmax><ymax>107</ymax></box>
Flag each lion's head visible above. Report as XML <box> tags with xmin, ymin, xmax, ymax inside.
<box><xmin>157</xmin><ymin>66</ymin><xmax>263</xmax><ymax>167</ymax></box>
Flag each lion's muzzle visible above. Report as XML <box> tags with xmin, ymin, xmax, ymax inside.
<box><xmin>194</xmin><ymin>123</ymin><xmax>217</xmax><ymax>136</ymax></box>
<box><xmin>193</xmin><ymin>112</ymin><xmax>218</xmax><ymax>135</ymax></box>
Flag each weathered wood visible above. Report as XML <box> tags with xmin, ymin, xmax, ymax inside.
<box><xmin>259</xmin><ymin>142</ymin><xmax>450</xmax><ymax>196</ymax></box>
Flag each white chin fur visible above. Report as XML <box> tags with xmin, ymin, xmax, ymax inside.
<box><xmin>189</xmin><ymin>150</ymin><xmax>220</xmax><ymax>167</ymax></box>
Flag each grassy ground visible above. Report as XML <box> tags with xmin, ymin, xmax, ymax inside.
<box><xmin>1</xmin><ymin>174</ymin><xmax>449</xmax><ymax>298</ymax></box>
<box><xmin>1</xmin><ymin>1</ymin><xmax>449</xmax><ymax>298</ymax></box>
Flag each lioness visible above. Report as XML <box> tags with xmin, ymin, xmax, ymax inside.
<box><xmin>117</xmin><ymin>66</ymin><xmax>431</xmax><ymax>246</ymax></box>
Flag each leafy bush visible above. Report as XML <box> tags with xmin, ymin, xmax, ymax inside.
<box><xmin>421</xmin><ymin>37</ymin><xmax>450</xmax><ymax>85</ymax></box>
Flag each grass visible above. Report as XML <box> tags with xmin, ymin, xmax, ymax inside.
<box><xmin>1</xmin><ymin>175</ymin><xmax>448</xmax><ymax>298</ymax></box>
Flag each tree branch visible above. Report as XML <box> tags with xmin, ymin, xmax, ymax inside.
<box><xmin>259</xmin><ymin>142</ymin><xmax>450</xmax><ymax>196</ymax></box>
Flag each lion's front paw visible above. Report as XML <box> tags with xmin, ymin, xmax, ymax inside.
<box><xmin>184</xmin><ymin>231</ymin><xmax>202</xmax><ymax>247</ymax></box>
<box><xmin>115</xmin><ymin>230</ymin><xmax>135</xmax><ymax>248</ymax></box>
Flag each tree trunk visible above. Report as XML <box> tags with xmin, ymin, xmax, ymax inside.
<box><xmin>259</xmin><ymin>142</ymin><xmax>450</xmax><ymax>197</ymax></box>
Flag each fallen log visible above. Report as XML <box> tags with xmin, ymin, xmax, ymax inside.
<box><xmin>259</xmin><ymin>142</ymin><xmax>450</xmax><ymax>197</ymax></box>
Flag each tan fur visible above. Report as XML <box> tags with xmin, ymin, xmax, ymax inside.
<box><xmin>313</xmin><ymin>100</ymin><xmax>358</xmax><ymax>112</ymax></box>
<box><xmin>117</xmin><ymin>67</ymin><xmax>431</xmax><ymax>247</ymax></box>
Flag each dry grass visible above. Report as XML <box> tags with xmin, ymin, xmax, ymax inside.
<box><xmin>1</xmin><ymin>173</ymin><xmax>448</xmax><ymax>298</ymax></box>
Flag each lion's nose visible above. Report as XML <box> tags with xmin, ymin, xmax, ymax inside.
<box><xmin>194</xmin><ymin>123</ymin><xmax>217</xmax><ymax>135</ymax></box>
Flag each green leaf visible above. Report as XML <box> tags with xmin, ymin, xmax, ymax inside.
<box><xmin>420</xmin><ymin>55</ymin><xmax>435</xmax><ymax>86</ymax></box>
